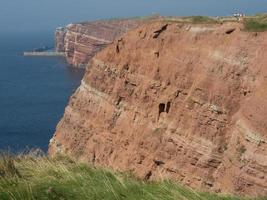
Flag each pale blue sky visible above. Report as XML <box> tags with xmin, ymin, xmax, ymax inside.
<box><xmin>0</xmin><ymin>0</ymin><xmax>267</xmax><ymax>33</ymax></box>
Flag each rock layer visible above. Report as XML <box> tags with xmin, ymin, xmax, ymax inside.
<box><xmin>49</xmin><ymin>21</ymin><xmax>267</xmax><ymax>197</ymax></box>
<box><xmin>55</xmin><ymin>19</ymin><xmax>149</xmax><ymax>67</ymax></box>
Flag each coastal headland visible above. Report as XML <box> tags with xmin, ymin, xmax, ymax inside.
<box><xmin>49</xmin><ymin>15</ymin><xmax>267</xmax><ymax>197</ymax></box>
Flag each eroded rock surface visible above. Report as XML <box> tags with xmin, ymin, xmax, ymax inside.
<box><xmin>50</xmin><ymin>21</ymin><xmax>267</xmax><ymax>197</ymax></box>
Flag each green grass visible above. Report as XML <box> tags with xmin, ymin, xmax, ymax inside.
<box><xmin>188</xmin><ymin>16</ymin><xmax>219</xmax><ymax>24</ymax></box>
<box><xmin>162</xmin><ymin>16</ymin><xmax>219</xmax><ymax>24</ymax></box>
<box><xmin>243</xmin><ymin>14</ymin><xmax>267</xmax><ymax>32</ymax></box>
<box><xmin>0</xmin><ymin>153</ymin><xmax>264</xmax><ymax>200</ymax></box>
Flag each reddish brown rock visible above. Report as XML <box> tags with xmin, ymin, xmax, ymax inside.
<box><xmin>55</xmin><ymin>18</ymin><xmax>156</xmax><ymax>67</ymax></box>
<box><xmin>49</xmin><ymin>21</ymin><xmax>267</xmax><ymax>197</ymax></box>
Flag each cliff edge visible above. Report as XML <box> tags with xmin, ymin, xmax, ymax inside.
<box><xmin>50</xmin><ymin>21</ymin><xmax>267</xmax><ymax>197</ymax></box>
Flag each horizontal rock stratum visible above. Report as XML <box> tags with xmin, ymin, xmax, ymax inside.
<box><xmin>49</xmin><ymin>21</ymin><xmax>267</xmax><ymax>197</ymax></box>
<box><xmin>55</xmin><ymin>18</ymin><xmax>160</xmax><ymax>67</ymax></box>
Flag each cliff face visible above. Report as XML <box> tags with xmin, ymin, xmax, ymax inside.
<box><xmin>49</xmin><ymin>21</ymin><xmax>267</xmax><ymax>197</ymax></box>
<box><xmin>55</xmin><ymin>19</ymin><xmax>146</xmax><ymax>67</ymax></box>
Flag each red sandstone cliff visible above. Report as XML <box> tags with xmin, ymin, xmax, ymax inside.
<box><xmin>55</xmin><ymin>18</ymin><xmax>153</xmax><ymax>67</ymax></box>
<box><xmin>50</xmin><ymin>21</ymin><xmax>267</xmax><ymax>197</ymax></box>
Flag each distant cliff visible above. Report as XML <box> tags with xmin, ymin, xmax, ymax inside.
<box><xmin>55</xmin><ymin>18</ymin><xmax>158</xmax><ymax>67</ymax></box>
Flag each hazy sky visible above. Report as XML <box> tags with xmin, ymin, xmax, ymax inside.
<box><xmin>1</xmin><ymin>0</ymin><xmax>267</xmax><ymax>33</ymax></box>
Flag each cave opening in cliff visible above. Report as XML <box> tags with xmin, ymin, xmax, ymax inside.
<box><xmin>116</xmin><ymin>44</ymin><xmax>120</xmax><ymax>53</ymax></box>
<box><xmin>159</xmin><ymin>103</ymin><xmax>165</xmax><ymax>117</ymax></box>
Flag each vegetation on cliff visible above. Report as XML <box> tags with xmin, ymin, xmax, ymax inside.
<box><xmin>243</xmin><ymin>14</ymin><xmax>267</xmax><ymax>31</ymax></box>
<box><xmin>162</xmin><ymin>14</ymin><xmax>267</xmax><ymax>32</ymax></box>
<box><xmin>0</xmin><ymin>153</ymin><xmax>264</xmax><ymax>200</ymax></box>
<box><xmin>186</xmin><ymin>16</ymin><xmax>219</xmax><ymax>24</ymax></box>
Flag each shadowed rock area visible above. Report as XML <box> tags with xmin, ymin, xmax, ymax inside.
<box><xmin>50</xmin><ymin>21</ymin><xmax>267</xmax><ymax>197</ymax></box>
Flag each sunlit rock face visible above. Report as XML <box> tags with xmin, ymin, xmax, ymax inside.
<box><xmin>50</xmin><ymin>21</ymin><xmax>267</xmax><ymax>197</ymax></box>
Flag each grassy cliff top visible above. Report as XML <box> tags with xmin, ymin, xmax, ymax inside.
<box><xmin>161</xmin><ymin>14</ymin><xmax>267</xmax><ymax>32</ymax></box>
<box><xmin>0</xmin><ymin>153</ymin><xmax>265</xmax><ymax>200</ymax></box>
<box><xmin>243</xmin><ymin>14</ymin><xmax>267</xmax><ymax>31</ymax></box>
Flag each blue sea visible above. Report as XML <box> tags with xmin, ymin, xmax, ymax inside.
<box><xmin>0</xmin><ymin>32</ymin><xmax>84</xmax><ymax>152</ymax></box>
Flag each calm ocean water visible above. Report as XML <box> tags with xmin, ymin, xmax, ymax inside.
<box><xmin>0</xmin><ymin>32</ymin><xmax>84</xmax><ymax>152</ymax></box>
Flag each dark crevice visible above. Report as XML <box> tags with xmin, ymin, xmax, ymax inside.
<box><xmin>243</xmin><ymin>90</ymin><xmax>251</xmax><ymax>96</ymax></box>
<box><xmin>153</xmin><ymin>24</ymin><xmax>168</xmax><ymax>39</ymax></box>
<box><xmin>204</xmin><ymin>182</ymin><xmax>214</xmax><ymax>188</ymax></box>
<box><xmin>116</xmin><ymin>96</ymin><xmax>123</xmax><ymax>106</ymax></box>
<box><xmin>123</xmin><ymin>63</ymin><xmax>129</xmax><ymax>71</ymax></box>
<box><xmin>116</xmin><ymin>44</ymin><xmax>120</xmax><ymax>53</ymax></box>
<box><xmin>144</xmin><ymin>171</ymin><xmax>152</xmax><ymax>181</ymax></box>
<box><xmin>166</xmin><ymin>102</ymin><xmax>171</xmax><ymax>113</ymax></box>
<box><xmin>92</xmin><ymin>152</ymin><xmax>96</xmax><ymax>164</ymax></box>
<box><xmin>154</xmin><ymin>160</ymin><xmax>165</xmax><ymax>166</ymax></box>
<box><xmin>225</xmin><ymin>28</ymin><xmax>235</xmax><ymax>34</ymax></box>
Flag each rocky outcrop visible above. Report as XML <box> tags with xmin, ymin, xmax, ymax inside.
<box><xmin>55</xmin><ymin>18</ymin><xmax>153</xmax><ymax>67</ymax></box>
<box><xmin>49</xmin><ymin>21</ymin><xmax>267</xmax><ymax>197</ymax></box>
